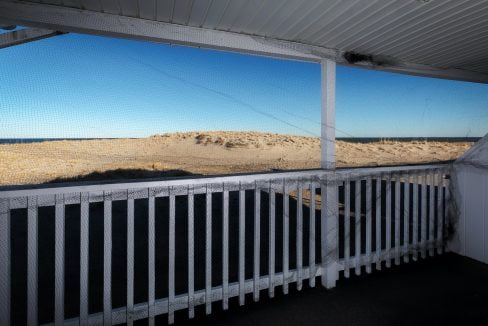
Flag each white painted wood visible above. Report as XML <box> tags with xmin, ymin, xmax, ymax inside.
<box><xmin>296</xmin><ymin>183</ymin><xmax>303</xmax><ymax>290</ymax></box>
<box><xmin>40</xmin><ymin>264</ymin><xmax>325</xmax><ymax>326</ymax></box>
<box><xmin>254</xmin><ymin>184</ymin><xmax>261</xmax><ymax>300</ymax></box>
<box><xmin>444</xmin><ymin>176</ymin><xmax>452</xmax><ymax>253</ymax></box>
<box><xmin>187</xmin><ymin>188</ymin><xmax>195</xmax><ymax>318</ymax></box>
<box><xmin>80</xmin><ymin>193</ymin><xmax>89</xmax><ymax>326</ymax></box>
<box><xmin>354</xmin><ymin>180</ymin><xmax>361</xmax><ymax>275</ymax></box>
<box><xmin>344</xmin><ymin>180</ymin><xmax>351</xmax><ymax>278</ymax></box>
<box><xmin>0</xmin><ymin>164</ymin><xmax>449</xmax><ymax>200</ymax></box>
<box><xmin>395</xmin><ymin>177</ymin><xmax>401</xmax><ymax>265</ymax></box>
<box><xmin>0</xmin><ymin>163</ymin><xmax>459</xmax><ymax>326</ymax></box>
<box><xmin>322</xmin><ymin>177</ymin><xmax>339</xmax><ymax>289</ymax></box>
<box><xmin>138</xmin><ymin>0</ymin><xmax>156</xmax><ymax>20</ymax></box>
<box><xmin>55</xmin><ymin>194</ymin><xmax>65</xmax><ymax>326</ymax></box>
<box><xmin>320</xmin><ymin>59</ymin><xmax>336</xmax><ymax>170</ymax></box>
<box><xmin>421</xmin><ymin>173</ymin><xmax>427</xmax><ymax>259</ymax></box>
<box><xmin>365</xmin><ymin>177</ymin><xmax>372</xmax><ymax>273</ymax></box>
<box><xmin>403</xmin><ymin>174</ymin><xmax>410</xmax><ymax>263</ymax></box>
<box><xmin>127</xmin><ymin>193</ymin><xmax>135</xmax><ymax>326</ymax></box>
<box><xmin>283</xmin><ymin>183</ymin><xmax>290</xmax><ymax>294</ymax></box>
<box><xmin>168</xmin><ymin>194</ymin><xmax>176</xmax><ymax>323</ymax></box>
<box><xmin>485</xmin><ymin>174</ymin><xmax>488</xmax><ymax>263</ymax></box>
<box><xmin>412</xmin><ymin>173</ymin><xmax>419</xmax><ymax>261</ymax></box>
<box><xmin>429</xmin><ymin>171</ymin><xmax>435</xmax><ymax>256</ymax></box>
<box><xmin>0</xmin><ymin>0</ymin><xmax>328</xmax><ymax>62</ymax></box>
<box><xmin>309</xmin><ymin>182</ymin><xmax>316</xmax><ymax>287</ymax></box>
<box><xmin>461</xmin><ymin>170</ymin><xmax>485</xmax><ymax>262</ymax></box>
<box><xmin>385</xmin><ymin>176</ymin><xmax>392</xmax><ymax>268</ymax></box>
<box><xmin>436</xmin><ymin>171</ymin><xmax>443</xmax><ymax>254</ymax></box>
<box><xmin>103</xmin><ymin>192</ymin><xmax>112</xmax><ymax>326</ymax></box>
<box><xmin>268</xmin><ymin>182</ymin><xmax>276</xmax><ymax>296</ymax></box>
<box><xmin>238</xmin><ymin>188</ymin><xmax>245</xmax><ymax>305</ymax></box>
<box><xmin>2</xmin><ymin>1</ymin><xmax>488</xmax><ymax>83</ymax></box>
<box><xmin>0</xmin><ymin>198</ymin><xmax>10</xmax><ymax>326</ymax></box>
<box><xmin>0</xmin><ymin>27</ymin><xmax>61</xmax><ymax>49</ymax></box>
<box><xmin>222</xmin><ymin>189</ymin><xmax>229</xmax><ymax>309</ymax></box>
<box><xmin>205</xmin><ymin>190</ymin><xmax>212</xmax><ymax>314</ymax></box>
<box><xmin>148</xmin><ymin>192</ymin><xmax>156</xmax><ymax>325</ymax></box>
<box><xmin>375</xmin><ymin>177</ymin><xmax>382</xmax><ymax>271</ymax></box>
<box><xmin>27</xmin><ymin>196</ymin><xmax>38</xmax><ymax>326</ymax></box>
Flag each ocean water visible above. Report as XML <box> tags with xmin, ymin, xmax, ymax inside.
<box><xmin>0</xmin><ymin>138</ymin><xmax>118</xmax><ymax>144</ymax></box>
<box><xmin>0</xmin><ymin>137</ymin><xmax>481</xmax><ymax>145</ymax></box>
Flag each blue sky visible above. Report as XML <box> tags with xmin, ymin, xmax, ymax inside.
<box><xmin>0</xmin><ymin>33</ymin><xmax>487</xmax><ymax>138</ymax></box>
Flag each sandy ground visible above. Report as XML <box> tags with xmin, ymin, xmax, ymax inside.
<box><xmin>0</xmin><ymin>131</ymin><xmax>473</xmax><ymax>186</ymax></box>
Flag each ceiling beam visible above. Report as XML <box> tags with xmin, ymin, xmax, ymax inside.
<box><xmin>0</xmin><ymin>0</ymin><xmax>487</xmax><ymax>84</ymax></box>
<box><xmin>0</xmin><ymin>27</ymin><xmax>63</xmax><ymax>49</ymax></box>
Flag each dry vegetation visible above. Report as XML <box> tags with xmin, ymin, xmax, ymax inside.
<box><xmin>0</xmin><ymin>131</ymin><xmax>473</xmax><ymax>186</ymax></box>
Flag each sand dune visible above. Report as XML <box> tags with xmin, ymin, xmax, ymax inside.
<box><xmin>0</xmin><ymin>131</ymin><xmax>473</xmax><ymax>186</ymax></box>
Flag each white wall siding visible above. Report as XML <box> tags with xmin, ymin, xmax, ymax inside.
<box><xmin>452</xmin><ymin>166</ymin><xmax>488</xmax><ymax>264</ymax></box>
<box><xmin>451</xmin><ymin>134</ymin><xmax>488</xmax><ymax>264</ymax></box>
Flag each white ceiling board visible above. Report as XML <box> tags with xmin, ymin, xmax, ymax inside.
<box><xmin>2</xmin><ymin>0</ymin><xmax>488</xmax><ymax>82</ymax></box>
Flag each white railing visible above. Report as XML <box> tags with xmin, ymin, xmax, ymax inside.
<box><xmin>0</xmin><ymin>164</ymin><xmax>451</xmax><ymax>326</ymax></box>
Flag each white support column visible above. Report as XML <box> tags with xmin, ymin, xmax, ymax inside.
<box><xmin>320</xmin><ymin>59</ymin><xmax>339</xmax><ymax>289</ymax></box>
<box><xmin>321</xmin><ymin>59</ymin><xmax>336</xmax><ymax>170</ymax></box>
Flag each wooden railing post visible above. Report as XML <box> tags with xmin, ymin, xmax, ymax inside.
<box><xmin>320</xmin><ymin>59</ymin><xmax>339</xmax><ymax>289</ymax></box>
<box><xmin>321</xmin><ymin>175</ymin><xmax>339</xmax><ymax>289</ymax></box>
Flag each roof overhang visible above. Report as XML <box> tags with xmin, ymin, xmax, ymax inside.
<box><xmin>1</xmin><ymin>0</ymin><xmax>488</xmax><ymax>84</ymax></box>
<box><xmin>0</xmin><ymin>26</ymin><xmax>63</xmax><ymax>49</ymax></box>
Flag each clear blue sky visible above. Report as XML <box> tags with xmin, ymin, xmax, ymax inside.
<box><xmin>1</xmin><ymin>33</ymin><xmax>487</xmax><ymax>138</ymax></box>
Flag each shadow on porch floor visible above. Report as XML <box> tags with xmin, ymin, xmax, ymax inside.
<box><xmin>165</xmin><ymin>253</ymin><xmax>488</xmax><ymax>326</ymax></box>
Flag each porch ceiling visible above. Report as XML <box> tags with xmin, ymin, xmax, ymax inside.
<box><xmin>1</xmin><ymin>0</ymin><xmax>488</xmax><ymax>83</ymax></box>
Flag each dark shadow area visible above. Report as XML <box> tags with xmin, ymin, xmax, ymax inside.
<box><xmin>48</xmin><ymin>168</ymin><xmax>197</xmax><ymax>184</ymax></box>
<box><xmin>172</xmin><ymin>253</ymin><xmax>488</xmax><ymax>326</ymax></box>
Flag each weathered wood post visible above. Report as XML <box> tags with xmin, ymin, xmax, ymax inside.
<box><xmin>320</xmin><ymin>59</ymin><xmax>339</xmax><ymax>289</ymax></box>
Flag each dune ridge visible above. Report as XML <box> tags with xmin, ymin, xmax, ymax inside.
<box><xmin>0</xmin><ymin>131</ymin><xmax>472</xmax><ymax>185</ymax></box>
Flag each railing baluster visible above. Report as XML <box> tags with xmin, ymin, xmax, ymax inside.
<box><xmin>205</xmin><ymin>188</ymin><xmax>212</xmax><ymax>315</ymax></box>
<box><xmin>355</xmin><ymin>180</ymin><xmax>361</xmax><ymax>275</ymax></box>
<box><xmin>366</xmin><ymin>177</ymin><xmax>372</xmax><ymax>273</ymax></box>
<box><xmin>309</xmin><ymin>181</ymin><xmax>316</xmax><ymax>287</ymax></box>
<box><xmin>444</xmin><ymin>174</ymin><xmax>450</xmax><ymax>252</ymax></box>
<box><xmin>127</xmin><ymin>191</ymin><xmax>135</xmax><ymax>326</ymax></box>
<box><xmin>55</xmin><ymin>194</ymin><xmax>65</xmax><ymax>326</ymax></box>
<box><xmin>375</xmin><ymin>176</ymin><xmax>382</xmax><ymax>271</ymax></box>
<box><xmin>297</xmin><ymin>181</ymin><xmax>303</xmax><ymax>291</ymax></box>
<box><xmin>148</xmin><ymin>191</ymin><xmax>156</xmax><ymax>325</ymax></box>
<box><xmin>187</xmin><ymin>187</ymin><xmax>195</xmax><ymax>318</ymax></box>
<box><xmin>80</xmin><ymin>193</ymin><xmax>89</xmax><ymax>326</ymax></box>
<box><xmin>429</xmin><ymin>170</ymin><xmax>435</xmax><ymax>256</ymax></box>
<box><xmin>412</xmin><ymin>174</ymin><xmax>419</xmax><ymax>261</ymax></box>
<box><xmin>103</xmin><ymin>191</ymin><xmax>112</xmax><ymax>326</ymax></box>
<box><xmin>344</xmin><ymin>179</ymin><xmax>351</xmax><ymax>278</ymax></box>
<box><xmin>269</xmin><ymin>182</ymin><xmax>276</xmax><ymax>296</ymax></box>
<box><xmin>283</xmin><ymin>181</ymin><xmax>290</xmax><ymax>294</ymax></box>
<box><xmin>0</xmin><ymin>198</ymin><xmax>11</xmax><ymax>326</ymax></box>
<box><xmin>254</xmin><ymin>184</ymin><xmax>261</xmax><ymax>301</ymax></box>
<box><xmin>239</xmin><ymin>187</ymin><xmax>245</xmax><ymax>305</ymax></box>
<box><xmin>395</xmin><ymin>176</ymin><xmax>401</xmax><ymax>265</ymax></box>
<box><xmin>222</xmin><ymin>187</ymin><xmax>229</xmax><ymax>309</ymax></box>
<box><xmin>421</xmin><ymin>173</ymin><xmax>427</xmax><ymax>258</ymax></box>
<box><xmin>386</xmin><ymin>175</ymin><xmax>392</xmax><ymax>268</ymax></box>
<box><xmin>403</xmin><ymin>174</ymin><xmax>410</xmax><ymax>263</ymax></box>
<box><xmin>168</xmin><ymin>193</ymin><xmax>176</xmax><ymax>323</ymax></box>
<box><xmin>27</xmin><ymin>196</ymin><xmax>38</xmax><ymax>326</ymax></box>
<box><xmin>436</xmin><ymin>171</ymin><xmax>443</xmax><ymax>254</ymax></box>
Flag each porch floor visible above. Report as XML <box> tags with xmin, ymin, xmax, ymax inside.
<box><xmin>171</xmin><ymin>253</ymin><xmax>488</xmax><ymax>326</ymax></box>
